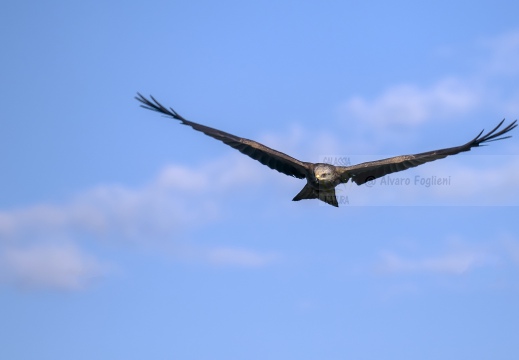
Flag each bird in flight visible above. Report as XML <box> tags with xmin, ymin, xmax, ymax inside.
<box><xmin>136</xmin><ymin>93</ymin><xmax>517</xmax><ymax>207</ymax></box>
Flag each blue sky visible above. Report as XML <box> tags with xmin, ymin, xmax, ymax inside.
<box><xmin>1</xmin><ymin>1</ymin><xmax>519</xmax><ymax>359</ymax></box>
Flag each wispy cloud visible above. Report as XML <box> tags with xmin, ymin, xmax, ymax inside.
<box><xmin>336</xmin><ymin>29</ymin><xmax>519</xmax><ymax>154</ymax></box>
<box><xmin>374</xmin><ymin>235</ymin><xmax>519</xmax><ymax>277</ymax></box>
<box><xmin>0</xmin><ymin>155</ymin><xmax>268</xmax><ymax>244</ymax></box>
<box><xmin>377</xmin><ymin>250</ymin><xmax>490</xmax><ymax>275</ymax></box>
<box><xmin>258</xmin><ymin>124</ymin><xmax>343</xmax><ymax>162</ymax></box>
<box><xmin>340</xmin><ymin>78</ymin><xmax>480</xmax><ymax>127</ymax></box>
<box><xmin>418</xmin><ymin>155</ymin><xmax>519</xmax><ymax>203</ymax></box>
<box><xmin>0</xmin><ymin>155</ymin><xmax>280</xmax><ymax>291</ymax></box>
<box><xmin>0</xmin><ymin>244</ymin><xmax>107</xmax><ymax>291</ymax></box>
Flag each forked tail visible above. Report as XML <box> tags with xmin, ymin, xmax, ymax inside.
<box><xmin>292</xmin><ymin>184</ymin><xmax>338</xmax><ymax>207</ymax></box>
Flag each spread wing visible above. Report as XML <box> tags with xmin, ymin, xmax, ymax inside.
<box><xmin>337</xmin><ymin>119</ymin><xmax>517</xmax><ymax>185</ymax></box>
<box><xmin>136</xmin><ymin>93</ymin><xmax>311</xmax><ymax>179</ymax></box>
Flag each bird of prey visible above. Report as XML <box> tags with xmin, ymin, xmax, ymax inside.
<box><xmin>136</xmin><ymin>93</ymin><xmax>517</xmax><ymax>207</ymax></box>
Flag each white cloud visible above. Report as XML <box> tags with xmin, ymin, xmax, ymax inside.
<box><xmin>0</xmin><ymin>155</ymin><xmax>281</xmax><ymax>291</ymax></box>
<box><xmin>258</xmin><ymin>124</ymin><xmax>306</xmax><ymax>158</ymax></box>
<box><xmin>257</xmin><ymin>124</ymin><xmax>343</xmax><ymax>163</ymax></box>
<box><xmin>0</xmin><ymin>244</ymin><xmax>107</xmax><ymax>291</ymax></box>
<box><xmin>339</xmin><ymin>78</ymin><xmax>480</xmax><ymax>127</ymax></box>
<box><xmin>336</xmin><ymin>28</ymin><xmax>519</xmax><ymax>155</ymax></box>
<box><xmin>417</xmin><ymin>155</ymin><xmax>519</xmax><ymax>205</ymax></box>
<box><xmin>0</xmin><ymin>154</ymin><xmax>271</xmax><ymax>244</ymax></box>
<box><xmin>369</xmin><ymin>236</ymin><xmax>519</xmax><ymax>299</ymax></box>
<box><xmin>0</xmin><ymin>183</ymin><xmax>212</xmax><ymax>243</ymax></box>
<box><xmin>155</xmin><ymin>164</ymin><xmax>210</xmax><ymax>190</ymax></box>
<box><xmin>374</xmin><ymin>234</ymin><xmax>519</xmax><ymax>281</ymax></box>
<box><xmin>202</xmin><ymin>154</ymin><xmax>268</xmax><ymax>189</ymax></box>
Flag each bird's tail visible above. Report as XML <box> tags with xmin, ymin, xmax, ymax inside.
<box><xmin>292</xmin><ymin>184</ymin><xmax>338</xmax><ymax>207</ymax></box>
<box><xmin>292</xmin><ymin>184</ymin><xmax>317</xmax><ymax>201</ymax></box>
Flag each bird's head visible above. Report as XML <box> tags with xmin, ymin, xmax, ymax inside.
<box><xmin>314</xmin><ymin>164</ymin><xmax>334</xmax><ymax>182</ymax></box>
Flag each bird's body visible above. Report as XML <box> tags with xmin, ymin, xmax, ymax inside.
<box><xmin>136</xmin><ymin>93</ymin><xmax>517</xmax><ymax>207</ymax></box>
<box><xmin>291</xmin><ymin>163</ymin><xmax>343</xmax><ymax>207</ymax></box>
